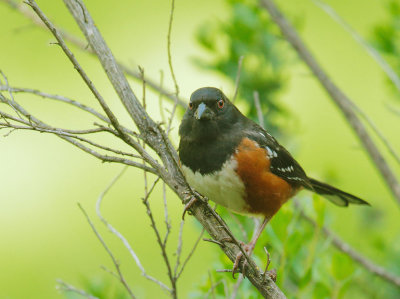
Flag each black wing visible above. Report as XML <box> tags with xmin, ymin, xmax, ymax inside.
<box><xmin>244</xmin><ymin>125</ymin><xmax>312</xmax><ymax>189</ymax></box>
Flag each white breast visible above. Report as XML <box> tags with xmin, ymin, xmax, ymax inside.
<box><xmin>182</xmin><ymin>157</ymin><xmax>249</xmax><ymax>214</ymax></box>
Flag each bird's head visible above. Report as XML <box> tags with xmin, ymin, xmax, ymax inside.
<box><xmin>179</xmin><ymin>87</ymin><xmax>242</xmax><ymax>142</ymax></box>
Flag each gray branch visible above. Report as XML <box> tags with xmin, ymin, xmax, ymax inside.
<box><xmin>18</xmin><ymin>0</ymin><xmax>287</xmax><ymax>297</ymax></box>
<box><xmin>260</xmin><ymin>0</ymin><xmax>400</xmax><ymax>206</ymax></box>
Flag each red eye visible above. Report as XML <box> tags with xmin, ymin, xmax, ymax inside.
<box><xmin>188</xmin><ymin>102</ymin><xmax>193</xmax><ymax>110</ymax></box>
<box><xmin>217</xmin><ymin>99</ymin><xmax>224</xmax><ymax>109</ymax></box>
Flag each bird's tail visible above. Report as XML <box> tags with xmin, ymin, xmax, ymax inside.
<box><xmin>305</xmin><ymin>178</ymin><xmax>370</xmax><ymax>207</ymax></box>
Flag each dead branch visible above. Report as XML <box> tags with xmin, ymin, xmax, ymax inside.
<box><xmin>15</xmin><ymin>0</ymin><xmax>286</xmax><ymax>297</ymax></box>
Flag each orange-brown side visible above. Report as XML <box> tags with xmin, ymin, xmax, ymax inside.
<box><xmin>234</xmin><ymin>138</ymin><xmax>299</xmax><ymax>218</ymax></box>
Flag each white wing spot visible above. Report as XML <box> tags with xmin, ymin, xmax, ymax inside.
<box><xmin>266</xmin><ymin>146</ymin><xmax>273</xmax><ymax>158</ymax></box>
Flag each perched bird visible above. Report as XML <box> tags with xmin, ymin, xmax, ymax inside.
<box><xmin>178</xmin><ymin>87</ymin><xmax>369</xmax><ymax>274</ymax></box>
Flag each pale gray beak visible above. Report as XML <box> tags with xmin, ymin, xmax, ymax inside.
<box><xmin>195</xmin><ymin>103</ymin><xmax>207</xmax><ymax>120</ymax></box>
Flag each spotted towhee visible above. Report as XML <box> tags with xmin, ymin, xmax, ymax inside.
<box><xmin>178</xmin><ymin>87</ymin><xmax>369</xmax><ymax>273</ymax></box>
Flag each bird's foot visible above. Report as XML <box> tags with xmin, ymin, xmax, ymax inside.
<box><xmin>232</xmin><ymin>242</ymin><xmax>254</xmax><ymax>279</ymax></box>
<box><xmin>181</xmin><ymin>190</ymin><xmax>205</xmax><ymax>220</ymax></box>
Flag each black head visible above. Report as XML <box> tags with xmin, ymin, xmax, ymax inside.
<box><xmin>179</xmin><ymin>87</ymin><xmax>242</xmax><ymax>142</ymax></box>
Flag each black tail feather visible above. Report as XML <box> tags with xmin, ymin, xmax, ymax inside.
<box><xmin>306</xmin><ymin>178</ymin><xmax>370</xmax><ymax>207</ymax></box>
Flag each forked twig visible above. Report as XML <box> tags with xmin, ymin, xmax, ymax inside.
<box><xmin>96</xmin><ymin>167</ymin><xmax>172</xmax><ymax>293</ymax></box>
<box><xmin>78</xmin><ymin>203</ymin><xmax>137</xmax><ymax>299</ymax></box>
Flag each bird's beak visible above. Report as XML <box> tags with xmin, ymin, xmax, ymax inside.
<box><xmin>195</xmin><ymin>103</ymin><xmax>212</xmax><ymax>120</ymax></box>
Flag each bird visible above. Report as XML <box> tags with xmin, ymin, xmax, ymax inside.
<box><xmin>178</xmin><ymin>87</ymin><xmax>369</xmax><ymax>276</ymax></box>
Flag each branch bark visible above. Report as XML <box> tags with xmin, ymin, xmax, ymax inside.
<box><xmin>260</xmin><ymin>0</ymin><xmax>400</xmax><ymax>206</ymax></box>
<box><xmin>23</xmin><ymin>0</ymin><xmax>286</xmax><ymax>297</ymax></box>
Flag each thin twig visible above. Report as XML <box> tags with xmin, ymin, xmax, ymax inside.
<box><xmin>347</xmin><ymin>100</ymin><xmax>400</xmax><ymax>167</ymax></box>
<box><xmin>158</xmin><ymin>70</ymin><xmax>167</xmax><ymax>124</ymax></box>
<box><xmin>166</xmin><ymin>0</ymin><xmax>179</xmax><ymax>134</ymax></box>
<box><xmin>296</xmin><ymin>202</ymin><xmax>400</xmax><ymax>288</ymax></box>
<box><xmin>0</xmin><ymin>0</ymin><xmax>187</xmax><ymax>107</ymax></box>
<box><xmin>167</xmin><ymin>0</ymin><xmax>179</xmax><ymax>97</ymax></box>
<box><xmin>174</xmin><ymin>220</ymin><xmax>185</xmax><ymax>278</ymax></box>
<box><xmin>96</xmin><ymin>168</ymin><xmax>172</xmax><ymax>293</ymax></box>
<box><xmin>24</xmin><ymin>0</ymin><xmax>286</xmax><ymax>296</ymax></box>
<box><xmin>56</xmin><ymin>279</ymin><xmax>99</xmax><ymax>299</ymax></box>
<box><xmin>232</xmin><ymin>55</ymin><xmax>244</xmax><ymax>103</ymax></box>
<box><xmin>26</xmin><ymin>0</ymin><xmax>166</xmax><ymax>178</ymax></box>
<box><xmin>0</xmin><ymin>71</ymin><xmax>23</xmax><ymax>120</ymax></box>
<box><xmin>162</xmin><ymin>182</ymin><xmax>171</xmax><ymax>246</ymax></box>
<box><xmin>314</xmin><ymin>0</ymin><xmax>400</xmax><ymax>93</ymax></box>
<box><xmin>141</xmin><ymin>177</ymin><xmax>177</xmax><ymax>298</ymax></box>
<box><xmin>0</xmin><ymin>94</ymin><xmax>156</xmax><ymax>173</ymax></box>
<box><xmin>77</xmin><ymin>203</ymin><xmax>137</xmax><ymax>299</ymax></box>
<box><xmin>177</xmin><ymin>227</ymin><xmax>206</xmax><ymax>279</ymax></box>
<box><xmin>260</xmin><ymin>0</ymin><xmax>400</xmax><ymax>206</ymax></box>
<box><xmin>0</xmin><ymin>85</ymin><xmax>140</xmax><ymax>137</ymax></box>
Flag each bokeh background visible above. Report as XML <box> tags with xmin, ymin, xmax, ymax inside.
<box><xmin>1</xmin><ymin>0</ymin><xmax>399</xmax><ymax>298</ymax></box>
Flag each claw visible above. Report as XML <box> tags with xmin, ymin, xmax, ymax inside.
<box><xmin>232</xmin><ymin>242</ymin><xmax>253</xmax><ymax>279</ymax></box>
<box><xmin>265</xmin><ymin>269</ymin><xmax>277</xmax><ymax>282</ymax></box>
<box><xmin>182</xmin><ymin>190</ymin><xmax>207</xmax><ymax>220</ymax></box>
<box><xmin>182</xmin><ymin>196</ymin><xmax>198</xmax><ymax>220</ymax></box>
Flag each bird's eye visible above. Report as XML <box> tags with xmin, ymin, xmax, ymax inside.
<box><xmin>188</xmin><ymin>102</ymin><xmax>193</xmax><ymax>110</ymax></box>
<box><xmin>217</xmin><ymin>99</ymin><xmax>224</xmax><ymax>109</ymax></box>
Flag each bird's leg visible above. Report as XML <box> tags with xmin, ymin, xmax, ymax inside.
<box><xmin>232</xmin><ymin>216</ymin><xmax>271</xmax><ymax>278</ymax></box>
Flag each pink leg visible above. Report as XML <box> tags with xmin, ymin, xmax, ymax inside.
<box><xmin>232</xmin><ymin>216</ymin><xmax>271</xmax><ymax>278</ymax></box>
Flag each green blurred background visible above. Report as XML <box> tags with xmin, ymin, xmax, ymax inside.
<box><xmin>1</xmin><ymin>0</ymin><xmax>399</xmax><ymax>298</ymax></box>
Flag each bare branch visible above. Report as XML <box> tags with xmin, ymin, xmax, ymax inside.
<box><xmin>260</xmin><ymin>0</ymin><xmax>400</xmax><ymax>206</ymax></box>
<box><xmin>0</xmin><ymin>85</ymin><xmax>108</xmax><ymax>122</ymax></box>
<box><xmin>347</xmin><ymin>101</ymin><xmax>400</xmax><ymax>167</ymax></box>
<box><xmin>173</xmin><ymin>220</ymin><xmax>185</xmax><ymax>279</ymax></box>
<box><xmin>26</xmin><ymin>0</ymin><xmax>167</xmax><ymax>178</ymax></box>
<box><xmin>167</xmin><ymin>0</ymin><xmax>179</xmax><ymax>97</ymax></box>
<box><xmin>0</xmin><ymin>70</ymin><xmax>23</xmax><ymax>119</ymax></box>
<box><xmin>0</xmin><ymin>85</ymin><xmax>141</xmax><ymax>138</ymax></box>
<box><xmin>296</xmin><ymin>202</ymin><xmax>400</xmax><ymax>288</ymax></box>
<box><xmin>18</xmin><ymin>0</ymin><xmax>287</xmax><ymax>296</ymax></box>
<box><xmin>166</xmin><ymin>0</ymin><xmax>180</xmax><ymax>135</ymax></box>
<box><xmin>314</xmin><ymin>0</ymin><xmax>400</xmax><ymax>93</ymax></box>
<box><xmin>78</xmin><ymin>203</ymin><xmax>137</xmax><ymax>299</ymax></box>
<box><xmin>95</xmin><ymin>168</ymin><xmax>172</xmax><ymax>293</ymax></box>
<box><xmin>0</xmin><ymin>94</ymin><xmax>156</xmax><ymax>173</ymax></box>
<box><xmin>0</xmin><ymin>0</ymin><xmax>186</xmax><ymax>108</ymax></box>
<box><xmin>162</xmin><ymin>182</ymin><xmax>171</xmax><ymax>246</ymax></box>
<box><xmin>141</xmin><ymin>177</ymin><xmax>177</xmax><ymax>298</ymax></box>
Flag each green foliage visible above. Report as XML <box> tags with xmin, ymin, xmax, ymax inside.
<box><xmin>192</xmin><ymin>2</ymin><xmax>400</xmax><ymax>298</ymax></box>
<box><xmin>61</xmin><ymin>277</ymin><xmax>129</xmax><ymax>299</ymax></box>
<box><xmin>192</xmin><ymin>199</ymin><xmax>362</xmax><ymax>298</ymax></box>
<box><xmin>195</xmin><ymin>0</ymin><xmax>288</xmax><ymax>134</ymax></box>
<box><xmin>371</xmin><ymin>0</ymin><xmax>400</xmax><ymax>93</ymax></box>
<box><xmin>192</xmin><ymin>195</ymin><xmax>400</xmax><ymax>298</ymax></box>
